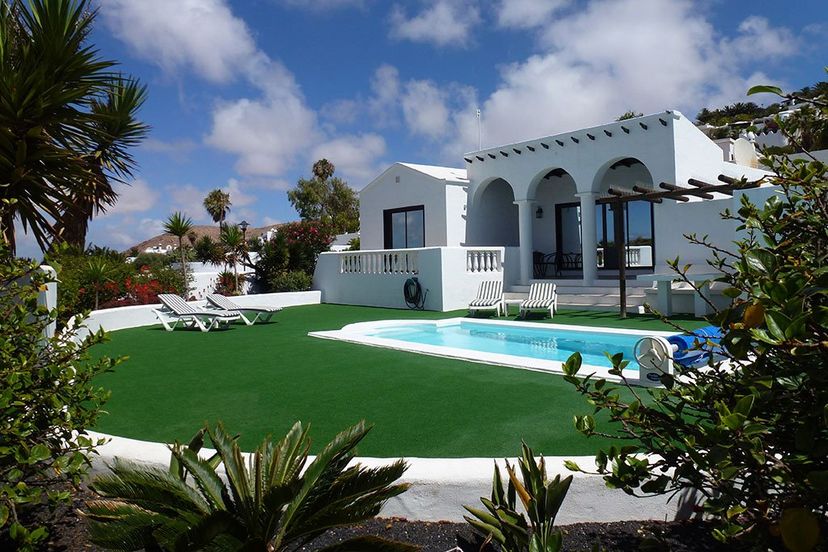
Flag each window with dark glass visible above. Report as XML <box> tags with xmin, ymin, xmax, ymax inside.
<box><xmin>555</xmin><ymin>202</ymin><xmax>654</xmax><ymax>268</ymax></box>
<box><xmin>383</xmin><ymin>205</ymin><xmax>425</xmax><ymax>249</ymax></box>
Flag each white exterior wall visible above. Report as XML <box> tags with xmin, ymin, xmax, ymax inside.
<box><xmin>360</xmin><ymin>164</ymin><xmax>465</xmax><ymax>250</ymax></box>
<box><xmin>444</xmin><ymin>184</ymin><xmax>469</xmax><ymax>246</ymax></box>
<box><xmin>313</xmin><ymin>247</ymin><xmax>504</xmax><ymax>311</ymax></box>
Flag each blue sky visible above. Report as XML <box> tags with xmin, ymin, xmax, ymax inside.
<box><xmin>15</xmin><ymin>0</ymin><xmax>828</xmax><ymax>256</ymax></box>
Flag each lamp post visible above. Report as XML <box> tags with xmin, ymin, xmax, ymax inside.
<box><xmin>239</xmin><ymin>220</ymin><xmax>249</xmax><ymax>294</ymax></box>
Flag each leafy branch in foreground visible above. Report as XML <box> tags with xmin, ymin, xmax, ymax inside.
<box><xmin>464</xmin><ymin>443</ymin><xmax>572</xmax><ymax>552</ymax></box>
<box><xmin>85</xmin><ymin>421</ymin><xmax>415</xmax><ymax>552</ymax></box>
<box><xmin>0</xmin><ymin>249</ymin><xmax>118</xmax><ymax>550</ymax></box>
<box><xmin>564</xmin><ymin>85</ymin><xmax>828</xmax><ymax>551</ymax></box>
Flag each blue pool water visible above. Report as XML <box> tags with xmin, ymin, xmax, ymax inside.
<box><xmin>366</xmin><ymin>321</ymin><xmax>642</xmax><ymax>369</ymax></box>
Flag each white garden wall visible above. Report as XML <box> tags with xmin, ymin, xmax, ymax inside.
<box><xmin>74</xmin><ymin>291</ymin><xmax>321</xmax><ymax>339</ymax></box>
<box><xmin>87</xmin><ymin>431</ymin><xmax>693</xmax><ymax>524</ymax></box>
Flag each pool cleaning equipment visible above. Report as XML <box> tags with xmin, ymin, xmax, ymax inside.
<box><xmin>634</xmin><ymin>326</ymin><xmax>723</xmax><ymax>386</ymax></box>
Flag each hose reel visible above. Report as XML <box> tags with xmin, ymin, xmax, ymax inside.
<box><xmin>403</xmin><ymin>277</ymin><xmax>427</xmax><ymax>310</ymax></box>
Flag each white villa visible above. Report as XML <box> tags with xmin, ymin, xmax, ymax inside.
<box><xmin>313</xmin><ymin>110</ymin><xmax>778</xmax><ymax>315</ymax></box>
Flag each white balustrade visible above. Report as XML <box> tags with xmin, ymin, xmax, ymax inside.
<box><xmin>596</xmin><ymin>245</ymin><xmax>652</xmax><ymax>268</ymax></box>
<box><xmin>338</xmin><ymin>249</ymin><xmax>419</xmax><ymax>275</ymax></box>
<box><xmin>465</xmin><ymin>249</ymin><xmax>503</xmax><ymax>273</ymax></box>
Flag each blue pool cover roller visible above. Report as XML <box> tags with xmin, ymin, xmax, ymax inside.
<box><xmin>666</xmin><ymin>326</ymin><xmax>723</xmax><ymax>367</ymax></box>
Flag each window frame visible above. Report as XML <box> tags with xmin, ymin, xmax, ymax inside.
<box><xmin>383</xmin><ymin>205</ymin><xmax>425</xmax><ymax>249</ymax></box>
<box><xmin>554</xmin><ymin>201</ymin><xmax>655</xmax><ymax>269</ymax></box>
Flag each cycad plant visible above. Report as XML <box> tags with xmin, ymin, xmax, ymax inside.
<box><xmin>464</xmin><ymin>443</ymin><xmax>573</xmax><ymax>552</ymax></box>
<box><xmin>163</xmin><ymin>212</ymin><xmax>194</xmax><ymax>291</ymax></box>
<box><xmin>84</xmin><ymin>421</ymin><xmax>413</xmax><ymax>552</ymax></box>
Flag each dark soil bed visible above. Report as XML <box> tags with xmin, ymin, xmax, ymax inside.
<box><xmin>7</xmin><ymin>485</ymin><xmax>740</xmax><ymax>552</ymax></box>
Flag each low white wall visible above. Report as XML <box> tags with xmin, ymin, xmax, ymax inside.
<box><xmin>75</xmin><ymin>291</ymin><xmax>321</xmax><ymax>338</ymax></box>
<box><xmin>313</xmin><ymin>247</ymin><xmax>505</xmax><ymax>311</ymax></box>
<box><xmin>87</xmin><ymin>431</ymin><xmax>689</xmax><ymax>524</ymax></box>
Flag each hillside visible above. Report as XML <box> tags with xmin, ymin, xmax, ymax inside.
<box><xmin>129</xmin><ymin>224</ymin><xmax>283</xmax><ymax>253</ymax></box>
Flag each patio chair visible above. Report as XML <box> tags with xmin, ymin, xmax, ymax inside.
<box><xmin>206</xmin><ymin>293</ymin><xmax>282</xmax><ymax>325</ymax></box>
<box><xmin>468</xmin><ymin>280</ymin><xmax>504</xmax><ymax>317</ymax></box>
<box><xmin>518</xmin><ymin>282</ymin><xmax>558</xmax><ymax>319</ymax></box>
<box><xmin>154</xmin><ymin>294</ymin><xmax>240</xmax><ymax>332</ymax></box>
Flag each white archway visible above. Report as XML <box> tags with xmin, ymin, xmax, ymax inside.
<box><xmin>467</xmin><ymin>178</ymin><xmax>519</xmax><ymax>247</ymax></box>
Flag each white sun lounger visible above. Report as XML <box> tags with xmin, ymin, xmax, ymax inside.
<box><xmin>468</xmin><ymin>280</ymin><xmax>504</xmax><ymax>316</ymax></box>
<box><xmin>519</xmin><ymin>282</ymin><xmax>558</xmax><ymax>319</ymax></box>
<box><xmin>154</xmin><ymin>294</ymin><xmax>240</xmax><ymax>332</ymax></box>
<box><xmin>206</xmin><ymin>293</ymin><xmax>282</xmax><ymax>325</ymax></box>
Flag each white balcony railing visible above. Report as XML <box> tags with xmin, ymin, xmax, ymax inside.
<box><xmin>465</xmin><ymin>248</ymin><xmax>503</xmax><ymax>274</ymax></box>
<box><xmin>596</xmin><ymin>245</ymin><xmax>653</xmax><ymax>268</ymax></box>
<box><xmin>339</xmin><ymin>250</ymin><xmax>419</xmax><ymax>275</ymax></box>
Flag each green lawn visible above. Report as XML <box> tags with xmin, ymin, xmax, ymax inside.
<box><xmin>91</xmin><ymin>305</ymin><xmax>705</xmax><ymax>458</ymax></box>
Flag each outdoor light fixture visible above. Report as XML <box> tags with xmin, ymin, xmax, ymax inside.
<box><xmin>239</xmin><ymin>220</ymin><xmax>249</xmax><ymax>234</ymax></box>
<box><xmin>536</xmin><ymin>206</ymin><xmax>543</xmax><ymax>219</ymax></box>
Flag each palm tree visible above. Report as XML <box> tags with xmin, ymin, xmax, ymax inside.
<box><xmin>0</xmin><ymin>0</ymin><xmax>147</xmax><ymax>255</ymax></box>
<box><xmin>220</xmin><ymin>224</ymin><xmax>244</xmax><ymax>294</ymax></box>
<box><xmin>85</xmin><ymin>421</ymin><xmax>413</xmax><ymax>552</ymax></box>
<box><xmin>203</xmin><ymin>189</ymin><xmax>231</xmax><ymax>230</ymax></box>
<box><xmin>83</xmin><ymin>257</ymin><xmax>111</xmax><ymax>310</ymax></box>
<box><xmin>163</xmin><ymin>212</ymin><xmax>193</xmax><ymax>289</ymax></box>
<box><xmin>55</xmin><ymin>79</ymin><xmax>149</xmax><ymax>249</ymax></box>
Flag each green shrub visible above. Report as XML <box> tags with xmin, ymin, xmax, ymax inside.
<box><xmin>464</xmin><ymin>443</ymin><xmax>572</xmax><ymax>552</ymax></box>
<box><xmin>268</xmin><ymin>270</ymin><xmax>312</xmax><ymax>292</ymax></box>
<box><xmin>85</xmin><ymin>421</ymin><xmax>414</xmax><ymax>552</ymax></box>
<box><xmin>563</xmin><ymin>88</ymin><xmax>828</xmax><ymax>549</ymax></box>
<box><xmin>0</xmin><ymin>251</ymin><xmax>119</xmax><ymax>550</ymax></box>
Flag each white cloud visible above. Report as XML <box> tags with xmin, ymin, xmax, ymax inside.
<box><xmin>278</xmin><ymin>0</ymin><xmax>368</xmax><ymax>10</ymax></box>
<box><xmin>724</xmin><ymin>16</ymin><xmax>798</xmax><ymax>60</ymax></box>
<box><xmin>496</xmin><ymin>0</ymin><xmax>570</xmax><ymax>29</ymax></box>
<box><xmin>206</xmin><ymin>91</ymin><xmax>318</xmax><ymax>176</ymax></box>
<box><xmin>99</xmin><ymin>0</ymin><xmax>258</xmax><ymax>83</ymax></box>
<box><xmin>401</xmin><ymin>80</ymin><xmax>452</xmax><ymax>139</ymax></box>
<box><xmin>310</xmin><ymin>134</ymin><xmax>387</xmax><ymax>184</ymax></box>
<box><xmin>389</xmin><ymin>0</ymin><xmax>481</xmax><ymax>47</ymax></box>
<box><xmin>167</xmin><ymin>184</ymin><xmax>211</xmax><ymax>223</ymax></box>
<box><xmin>99</xmin><ymin>178</ymin><xmax>159</xmax><ymax>218</ymax></box>
<box><xmin>426</xmin><ymin>0</ymin><xmax>800</xmax><ymax>158</ymax></box>
<box><xmin>368</xmin><ymin>64</ymin><xmax>402</xmax><ymax>125</ymax></box>
<box><xmin>224</xmin><ymin>178</ymin><xmax>257</xmax><ymax>208</ymax></box>
<box><xmin>141</xmin><ymin>138</ymin><xmax>198</xmax><ymax>162</ymax></box>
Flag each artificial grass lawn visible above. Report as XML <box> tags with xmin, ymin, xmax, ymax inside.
<box><xmin>92</xmin><ymin>305</ymin><xmax>706</xmax><ymax>458</ymax></box>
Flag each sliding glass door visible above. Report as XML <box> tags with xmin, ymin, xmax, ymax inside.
<box><xmin>383</xmin><ymin>205</ymin><xmax>425</xmax><ymax>249</ymax></box>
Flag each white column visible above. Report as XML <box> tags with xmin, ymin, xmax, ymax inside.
<box><xmin>515</xmin><ymin>199</ymin><xmax>535</xmax><ymax>285</ymax></box>
<box><xmin>576</xmin><ymin>192</ymin><xmax>598</xmax><ymax>285</ymax></box>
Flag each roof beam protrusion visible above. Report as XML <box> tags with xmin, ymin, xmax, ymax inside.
<box><xmin>488</xmin><ymin>153</ymin><xmax>496</xmax><ymax>159</ymax></box>
<box><xmin>586</xmin><ymin>133</ymin><xmax>595</xmax><ymax>140</ymax></box>
<box><xmin>500</xmin><ymin>150</ymin><xmax>509</xmax><ymax>157</ymax></box>
<box><xmin>463</xmin><ymin>157</ymin><xmax>473</xmax><ymax>163</ymax></box>
<box><xmin>639</xmin><ymin>122</ymin><xmax>648</xmax><ymax>130</ymax></box>
<box><xmin>476</xmin><ymin>155</ymin><xmax>485</xmax><ymax>162</ymax></box>
<box><xmin>513</xmin><ymin>148</ymin><xmax>522</xmax><ymax>155</ymax></box>
<box><xmin>555</xmin><ymin>140</ymin><xmax>564</xmax><ymax>147</ymax></box>
<box><xmin>604</xmin><ymin>130</ymin><xmax>612</xmax><ymax>137</ymax></box>
<box><xmin>621</xmin><ymin>126</ymin><xmax>630</xmax><ymax>134</ymax></box>
<box><xmin>570</xmin><ymin>136</ymin><xmax>579</xmax><ymax>144</ymax></box>
<box><xmin>526</xmin><ymin>145</ymin><xmax>535</xmax><ymax>152</ymax></box>
<box><xmin>659</xmin><ymin>118</ymin><xmax>668</xmax><ymax>126</ymax></box>
<box><xmin>541</xmin><ymin>142</ymin><xmax>550</xmax><ymax>149</ymax></box>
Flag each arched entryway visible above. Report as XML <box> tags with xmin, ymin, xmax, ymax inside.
<box><xmin>468</xmin><ymin>178</ymin><xmax>519</xmax><ymax>246</ymax></box>
<box><xmin>592</xmin><ymin>157</ymin><xmax>656</xmax><ymax>273</ymax></box>
<box><xmin>528</xmin><ymin>168</ymin><xmax>579</xmax><ymax>278</ymax></box>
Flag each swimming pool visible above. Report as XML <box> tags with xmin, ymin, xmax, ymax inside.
<box><xmin>311</xmin><ymin>318</ymin><xmax>677</xmax><ymax>383</ymax></box>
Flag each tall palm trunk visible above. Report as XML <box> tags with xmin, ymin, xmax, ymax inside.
<box><xmin>178</xmin><ymin>236</ymin><xmax>187</xmax><ymax>296</ymax></box>
<box><xmin>1</xmin><ymin>211</ymin><xmax>16</xmax><ymax>256</ymax></box>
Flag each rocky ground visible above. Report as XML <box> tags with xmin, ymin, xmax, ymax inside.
<box><xmin>5</xmin><ymin>485</ymin><xmax>747</xmax><ymax>552</ymax></box>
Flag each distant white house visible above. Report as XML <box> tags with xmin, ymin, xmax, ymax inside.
<box><xmin>314</xmin><ymin>110</ymin><xmax>778</xmax><ymax>313</ymax></box>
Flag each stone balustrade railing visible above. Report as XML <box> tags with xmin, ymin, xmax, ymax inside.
<box><xmin>339</xmin><ymin>249</ymin><xmax>419</xmax><ymax>275</ymax></box>
<box><xmin>465</xmin><ymin>248</ymin><xmax>503</xmax><ymax>273</ymax></box>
